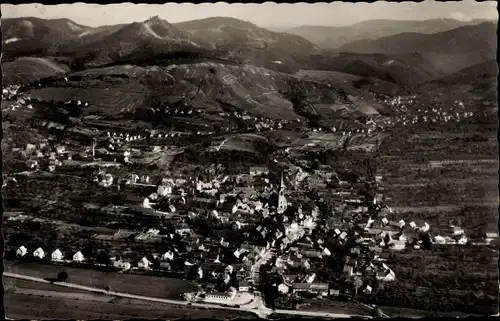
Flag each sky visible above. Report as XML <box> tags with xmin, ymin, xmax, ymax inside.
<box><xmin>2</xmin><ymin>1</ymin><xmax>498</xmax><ymax>28</ymax></box>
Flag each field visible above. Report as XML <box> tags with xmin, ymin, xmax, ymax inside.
<box><xmin>359</xmin><ymin>245</ymin><xmax>498</xmax><ymax>315</ymax></box>
<box><xmin>2</xmin><ymin>57</ymin><xmax>70</xmax><ymax>86</ymax></box>
<box><xmin>5</xmin><ymin>260</ymin><xmax>196</xmax><ymax>300</ymax></box>
<box><xmin>5</xmin><ymin>279</ymin><xmax>256</xmax><ymax>320</ymax></box>
<box><xmin>366</xmin><ymin>122</ymin><xmax>499</xmax><ymax>315</ymax></box>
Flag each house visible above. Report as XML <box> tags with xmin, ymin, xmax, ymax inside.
<box><xmin>302</xmin><ymin>250</ymin><xmax>322</xmax><ymax>259</ymax></box>
<box><xmin>485</xmin><ymin>232</ymin><xmax>499</xmax><ymax>244</ymax></box>
<box><xmin>73</xmin><ymin>251</ymin><xmax>84</xmax><ymax>262</ymax></box>
<box><xmin>363</xmin><ymin>285</ymin><xmax>373</xmax><ymax>294</ymax></box>
<box><xmin>205</xmin><ymin>291</ymin><xmax>236</xmax><ymax>302</ymax></box>
<box><xmin>161</xmin><ymin>251</ymin><xmax>174</xmax><ymax>261</ymax></box>
<box><xmin>292</xmin><ymin>283</ymin><xmax>329</xmax><ymax>296</ymax></box>
<box><xmin>113</xmin><ymin>260</ymin><xmax>132</xmax><ymax>271</ymax></box>
<box><xmin>33</xmin><ymin>247</ymin><xmax>45</xmax><ymax>259</ymax></box>
<box><xmin>377</xmin><ymin>269</ymin><xmax>396</xmax><ymax>282</ymax></box>
<box><xmin>457</xmin><ymin>235</ymin><xmax>468</xmax><ymax>245</ymax></box>
<box><xmin>388</xmin><ymin>240</ymin><xmax>406</xmax><ymax>251</ymax></box>
<box><xmin>51</xmin><ymin>249</ymin><xmax>64</xmax><ymax>261</ymax></box>
<box><xmin>452</xmin><ymin>226</ymin><xmax>465</xmax><ymax>236</ymax></box>
<box><xmin>239</xmin><ymin>281</ymin><xmax>250</xmax><ymax>292</ymax></box>
<box><xmin>175</xmin><ymin>224</ymin><xmax>191</xmax><ymax>235</ymax></box>
<box><xmin>158</xmin><ymin>184</ymin><xmax>173</xmax><ymax>197</ymax></box>
<box><xmin>138</xmin><ymin>257</ymin><xmax>151</xmax><ymax>269</ymax></box>
<box><xmin>16</xmin><ymin>246</ymin><xmax>28</xmax><ymax>258</ymax></box>
<box><xmin>278</xmin><ymin>283</ymin><xmax>290</xmax><ymax>294</ymax></box>
<box><xmin>343</xmin><ymin>265</ymin><xmax>354</xmax><ymax>277</ymax></box>
<box><xmin>434</xmin><ymin>235</ymin><xmax>446</xmax><ymax>245</ymax></box>
<box><xmin>249</xmin><ymin>166</ymin><xmax>269</xmax><ymax>176</ymax></box>
<box><xmin>329</xmin><ymin>289</ymin><xmax>340</xmax><ymax>296</ymax></box>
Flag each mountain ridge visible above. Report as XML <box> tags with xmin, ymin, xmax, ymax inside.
<box><xmin>284</xmin><ymin>18</ymin><xmax>497</xmax><ymax>50</ymax></box>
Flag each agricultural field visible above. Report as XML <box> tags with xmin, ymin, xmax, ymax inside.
<box><xmin>5</xmin><ymin>281</ymin><xmax>256</xmax><ymax>320</ymax></box>
<box><xmin>368</xmin><ymin>118</ymin><xmax>499</xmax><ymax>315</ymax></box>
<box><xmin>360</xmin><ymin>245</ymin><xmax>498</xmax><ymax>315</ymax></box>
<box><xmin>5</xmin><ymin>260</ymin><xmax>196</xmax><ymax>300</ymax></box>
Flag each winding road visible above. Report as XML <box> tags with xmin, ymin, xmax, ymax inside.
<box><xmin>4</xmin><ymin>272</ymin><xmax>370</xmax><ymax>319</ymax></box>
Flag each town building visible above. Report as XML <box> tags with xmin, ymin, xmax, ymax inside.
<box><xmin>292</xmin><ymin>283</ymin><xmax>329</xmax><ymax>296</ymax></box>
<box><xmin>51</xmin><ymin>249</ymin><xmax>64</xmax><ymax>261</ymax></box>
<box><xmin>277</xmin><ymin>173</ymin><xmax>288</xmax><ymax>214</ymax></box>
<box><xmin>73</xmin><ymin>251</ymin><xmax>85</xmax><ymax>262</ymax></box>
<box><xmin>16</xmin><ymin>246</ymin><xmax>27</xmax><ymax>258</ymax></box>
<box><xmin>33</xmin><ymin>247</ymin><xmax>45</xmax><ymax>259</ymax></box>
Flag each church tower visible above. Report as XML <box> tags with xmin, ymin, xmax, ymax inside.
<box><xmin>277</xmin><ymin>172</ymin><xmax>288</xmax><ymax>214</ymax></box>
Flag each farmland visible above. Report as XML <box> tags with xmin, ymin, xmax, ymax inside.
<box><xmin>5</xmin><ymin>260</ymin><xmax>196</xmax><ymax>300</ymax></box>
<box><xmin>5</xmin><ymin>280</ymin><xmax>256</xmax><ymax>320</ymax></box>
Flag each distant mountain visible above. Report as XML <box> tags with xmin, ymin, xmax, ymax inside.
<box><xmin>285</xmin><ymin>19</ymin><xmax>495</xmax><ymax>50</ymax></box>
<box><xmin>337</xmin><ymin>22</ymin><xmax>497</xmax><ymax>76</ymax></box>
<box><xmin>429</xmin><ymin>60</ymin><xmax>498</xmax><ymax>85</ymax></box>
<box><xmin>3</xmin><ymin>16</ymin><xmax>320</xmax><ymax>73</ymax></box>
<box><xmin>1</xmin><ymin>17</ymin><xmax>93</xmax><ymax>58</ymax></box>
<box><xmin>174</xmin><ymin>17</ymin><xmax>321</xmax><ymax>73</ymax></box>
<box><xmin>338</xmin><ymin>22</ymin><xmax>497</xmax><ymax>54</ymax></box>
<box><xmin>296</xmin><ymin>52</ymin><xmax>444</xmax><ymax>89</ymax></box>
<box><xmin>65</xmin><ymin>16</ymin><xmax>202</xmax><ymax>66</ymax></box>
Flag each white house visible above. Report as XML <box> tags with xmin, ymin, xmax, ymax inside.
<box><xmin>278</xmin><ymin>283</ymin><xmax>290</xmax><ymax>294</ymax></box>
<box><xmin>33</xmin><ymin>247</ymin><xmax>45</xmax><ymax>259</ymax></box>
<box><xmin>51</xmin><ymin>249</ymin><xmax>64</xmax><ymax>261</ymax></box>
<box><xmin>458</xmin><ymin>235</ymin><xmax>468</xmax><ymax>245</ymax></box>
<box><xmin>73</xmin><ymin>251</ymin><xmax>84</xmax><ymax>262</ymax></box>
<box><xmin>100</xmin><ymin>173</ymin><xmax>113</xmax><ymax>187</ymax></box>
<box><xmin>453</xmin><ymin>226</ymin><xmax>465</xmax><ymax>236</ymax></box>
<box><xmin>113</xmin><ymin>260</ymin><xmax>131</xmax><ymax>271</ymax></box>
<box><xmin>161</xmin><ymin>251</ymin><xmax>174</xmax><ymax>261</ymax></box>
<box><xmin>138</xmin><ymin>257</ymin><xmax>151</xmax><ymax>269</ymax></box>
<box><xmin>434</xmin><ymin>235</ymin><xmax>446</xmax><ymax>245</ymax></box>
<box><xmin>249</xmin><ymin>166</ymin><xmax>269</xmax><ymax>176</ymax></box>
<box><xmin>16</xmin><ymin>246</ymin><xmax>28</xmax><ymax>258</ymax></box>
<box><xmin>158</xmin><ymin>184</ymin><xmax>173</xmax><ymax>197</ymax></box>
<box><xmin>363</xmin><ymin>285</ymin><xmax>373</xmax><ymax>294</ymax></box>
<box><xmin>238</xmin><ymin>281</ymin><xmax>250</xmax><ymax>292</ymax></box>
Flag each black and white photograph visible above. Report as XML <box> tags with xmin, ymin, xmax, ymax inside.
<box><xmin>1</xmin><ymin>1</ymin><xmax>498</xmax><ymax>319</ymax></box>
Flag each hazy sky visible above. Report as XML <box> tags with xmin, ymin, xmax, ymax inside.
<box><xmin>2</xmin><ymin>1</ymin><xmax>498</xmax><ymax>28</ymax></box>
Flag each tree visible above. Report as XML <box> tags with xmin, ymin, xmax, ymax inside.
<box><xmin>57</xmin><ymin>271</ymin><xmax>68</xmax><ymax>281</ymax></box>
<box><xmin>96</xmin><ymin>250</ymin><xmax>111</xmax><ymax>266</ymax></box>
<box><xmin>353</xmin><ymin>276</ymin><xmax>363</xmax><ymax>297</ymax></box>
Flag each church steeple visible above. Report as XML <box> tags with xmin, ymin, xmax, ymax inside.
<box><xmin>277</xmin><ymin>172</ymin><xmax>287</xmax><ymax>214</ymax></box>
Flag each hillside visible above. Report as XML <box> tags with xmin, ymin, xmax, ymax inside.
<box><xmin>19</xmin><ymin>60</ymin><xmax>390</xmax><ymax>132</ymax></box>
<box><xmin>300</xmin><ymin>52</ymin><xmax>443</xmax><ymax>89</ymax></box>
<box><xmin>60</xmin><ymin>16</ymin><xmax>204</xmax><ymax>68</ymax></box>
<box><xmin>337</xmin><ymin>22</ymin><xmax>497</xmax><ymax>55</ymax></box>
<box><xmin>2</xmin><ymin>57</ymin><xmax>71</xmax><ymax>86</ymax></box>
<box><xmin>430</xmin><ymin>60</ymin><xmax>498</xmax><ymax>85</ymax></box>
<box><xmin>1</xmin><ymin>17</ymin><xmax>93</xmax><ymax>59</ymax></box>
<box><xmin>285</xmin><ymin>18</ymin><xmax>494</xmax><ymax>50</ymax></box>
<box><xmin>174</xmin><ymin>17</ymin><xmax>321</xmax><ymax>73</ymax></box>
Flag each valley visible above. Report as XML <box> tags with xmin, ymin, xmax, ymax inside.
<box><xmin>1</xmin><ymin>7</ymin><xmax>498</xmax><ymax>320</ymax></box>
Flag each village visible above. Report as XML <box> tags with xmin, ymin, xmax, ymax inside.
<box><xmin>5</xmin><ymin>135</ymin><xmax>498</xmax><ymax>310</ymax></box>
<box><xmin>2</xmin><ymin>79</ymin><xmax>498</xmax><ymax>317</ymax></box>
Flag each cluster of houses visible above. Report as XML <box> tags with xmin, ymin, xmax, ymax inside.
<box><xmin>16</xmin><ymin>246</ymin><xmax>85</xmax><ymax>263</ymax></box>
<box><xmin>369</xmin><ymin>93</ymin><xmax>478</xmax><ymax>131</ymax></box>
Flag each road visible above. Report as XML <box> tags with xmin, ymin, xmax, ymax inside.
<box><xmin>5</xmin><ymin>272</ymin><xmax>369</xmax><ymax>319</ymax></box>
